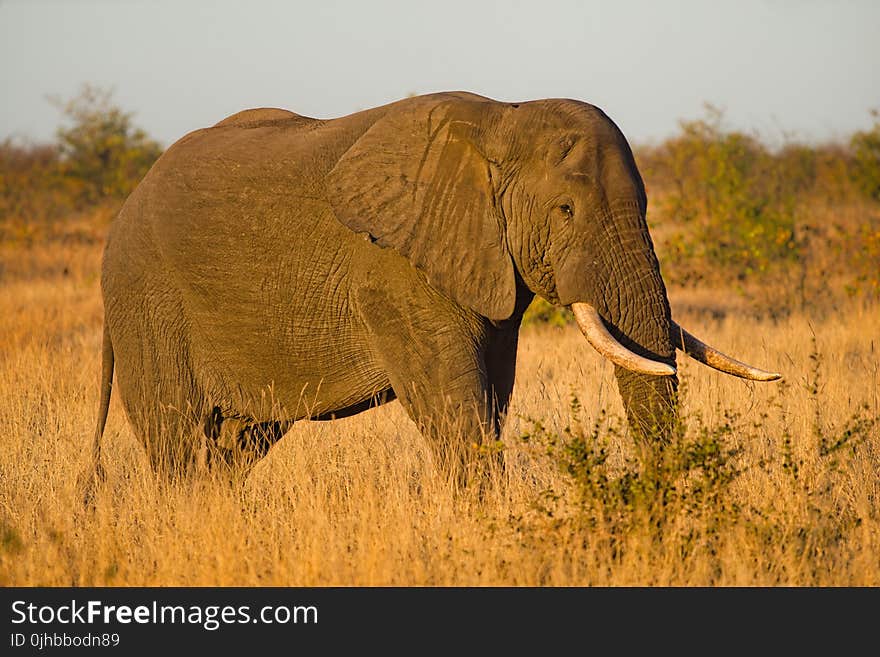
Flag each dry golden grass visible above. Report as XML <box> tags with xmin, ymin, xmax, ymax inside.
<box><xmin>1</xmin><ymin>240</ymin><xmax>878</xmax><ymax>586</ymax></box>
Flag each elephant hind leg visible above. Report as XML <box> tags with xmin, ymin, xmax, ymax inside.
<box><xmin>203</xmin><ymin>409</ymin><xmax>290</xmax><ymax>472</ymax></box>
<box><xmin>113</xmin><ymin>341</ymin><xmax>210</xmax><ymax>480</ymax></box>
<box><xmin>122</xmin><ymin>401</ymin><xmax>208</xmax><ymax>481</ymax></box>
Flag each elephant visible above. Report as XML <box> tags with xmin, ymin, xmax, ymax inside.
<box><xmin>85</xmin><ymin>91</ymin><xmax>780</xmax><ymax>486</ymax></box>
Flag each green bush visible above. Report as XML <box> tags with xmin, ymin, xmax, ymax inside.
<box><xmin>51</xmin><ymin>84</ymin><xmax>162</xmax><ymax>205</ymax></box>
<box><xmin>850</xmin><ymin>110</ymin><xmax>880</xmax><ymax>202</ymax></box>
<box><xmin>0</xmin><ymin>140</ymin><xmax>73</xmax><ymax>236</ymax></box>
<box><xmin>522</xmin><ymin>297</ymin><xmax>573</xmax><ymax>327</ymax></box>
<box><xmin>642</xmin><ymin>106</ymin><xmax>801</xmax><ymax>279</ymax></box>
<box><xmin>1</xmin><ymin>85</ymin><xmax>162</xmax><ymax>242</ymax></box>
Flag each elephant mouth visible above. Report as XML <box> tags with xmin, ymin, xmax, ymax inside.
<box><xmin>570</xmin><ymin>302</ymin><xmax>782</xmax><ymax>381</ymax></box>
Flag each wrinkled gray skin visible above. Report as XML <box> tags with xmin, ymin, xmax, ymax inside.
<box><xmin>91</xmin><ymin>92</ymin><xmax>676</xmax><ymax>481</ymax></box>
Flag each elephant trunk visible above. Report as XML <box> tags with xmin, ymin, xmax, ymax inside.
<box><xmin>602</xmin><ymin>254</ymin><xmax>678</xmax><ymax>445</ymax></box>
<box><xmin>567</xmin><ymin>203</ymin><xmax>679</xmax><ymax>445</ymax></box>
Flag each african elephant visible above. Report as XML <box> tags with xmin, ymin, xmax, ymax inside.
<box><xmin>86</xmin><ymin>91</ymin><xmax>779</xmax><ymax>484</ymax></box>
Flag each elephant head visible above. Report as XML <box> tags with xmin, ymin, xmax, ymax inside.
<box><xmin>329</xmin><ymin>93</ymin><xmax>779</xmax><ymax>443</ymax></box>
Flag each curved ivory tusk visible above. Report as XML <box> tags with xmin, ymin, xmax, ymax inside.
<box><xmin>571</xmin><ymin>303</ymin><xmax>676</xmax><ymax>377</ymax></box>
<box><xmin>671</xmin><ymin>322</ymin><xmax>782</xmax><ymax>381</ymax></box>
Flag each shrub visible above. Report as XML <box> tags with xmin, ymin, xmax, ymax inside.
<box><xmin>51</xmin><ymin>84</ymin><xmax>162</xmax><ymax>205</ymax></box>
<box><xmin>641</xmin><ymin>106</ymin><xmax>801</xmax><ymax>280</ymax></box>
<box><xmin>0</xmin><ymin>85</ymin><xmax>162</xmax><ymax>243</ymax></box>
<box><xmin>850</xmin><ymin>110</ymin><xmax>880</xmax><ymax>202</ymax></box>
<box><xmin>0</xmin><ymin>140</ymin><xmax>72</xmax><ymax>239</ymax></box>
<box><xmin>522</xmin><ymin>297</ymin><xmax>573</xmax><ymax>327</ymax></box>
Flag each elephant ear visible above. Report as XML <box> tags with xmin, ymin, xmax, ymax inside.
<box><xmin>327</xmin><ymin>98</ymin><xmax>515</xmax><ymax>320</ymax></box>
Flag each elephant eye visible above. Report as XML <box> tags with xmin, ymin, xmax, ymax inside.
<box><xmin>559</xmin><ymin>203</ymin><xmax>574</xmax><ymax>218</ymax></box>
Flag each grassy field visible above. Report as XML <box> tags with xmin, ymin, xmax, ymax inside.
<box><xmin>1</xmin><ymin>237</ymin><xmax>877</xmax><ymax>586</ymax></box>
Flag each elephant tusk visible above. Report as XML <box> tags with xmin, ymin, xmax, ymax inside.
<box><xmin>671</xmin><ymin>322</ymin><xmax>782</xmax><ymax>381</ymax></box>
<box><xmin>571</xmin><ymin>303</ymin><xmax>676</xmax><ymax>377</ymax></box>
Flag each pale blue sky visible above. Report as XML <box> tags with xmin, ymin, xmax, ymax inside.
<box><xmin>1</xmin><ymin>0</ymin><xmax>877</xmax><ymax>147</ymax></box>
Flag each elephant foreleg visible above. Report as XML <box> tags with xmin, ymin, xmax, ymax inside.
<box><xmin>358</xmin><ymin>306</ymin><xmax>496</xmax><ymax>484</ymax></box>
<box><xmin>355</xmin><ymin>274</ymin><xmax>523</xmax><ymax>486</ymax></box>
<box><xmin>392</xmin><ymin>375</ymin><xmax>495</xmax><ymax>487</ymax></box>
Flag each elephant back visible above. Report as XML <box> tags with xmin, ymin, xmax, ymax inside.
<box><xmin>212</xmin><ymin>107</ymin><xmax>317</xmax><ymax>130</ymax></box>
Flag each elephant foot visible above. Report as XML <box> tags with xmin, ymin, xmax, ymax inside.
<box><xmin>425</xmin><ymin>416</ymin><xmax>505</xmax><ymax>495</ymax></box>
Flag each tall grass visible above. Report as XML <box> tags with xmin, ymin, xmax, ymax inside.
<box><xmin>0</xmin><ymin>241</ymin><xmax>877</xmax><ymax>586</ymax></box>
